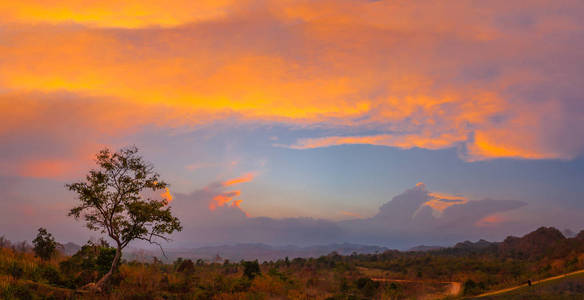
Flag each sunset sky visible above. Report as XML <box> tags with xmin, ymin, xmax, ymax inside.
<box><xmin>1</xmin><ymin>1</ymin><xmax>584</xmax><ymax>248</ymax></box>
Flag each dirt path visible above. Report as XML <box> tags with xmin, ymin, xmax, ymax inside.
<box><xmin>473</xmin><ymin>268</ymin><xmax>584</xmax><ymax>298</ymax></box>
<box><xmin>358</xmin><ymin>267</ymin><xmax>461</xmax><ymax>298</ymax></box>
<box><xmin>449</xmin><ymin>281</ymin><xmax>462</xmax><ymax>296</ymax></box>
<box><xmin>370</xmin><ymin>278</ymin><xmax>461</xmax><ymax>298</ymax></box>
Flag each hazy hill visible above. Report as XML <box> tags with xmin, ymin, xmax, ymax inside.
<box><xmin>127</xmin><ymin>242</ymin><xmax>388</xmax><ymax>262</ymax></box>
<box><xmin>406</xmin><ymin>245</ymin><xmax>445</xmax><ymax>252</ymax></box>
<box><xmin>56</xmin><ymin>242</ymin><xmax>81</xmax><ymax>256</ymax></box>
<box><xmin>53</xmin><ymin>226</ymin><xmax>584</xmax><ymax>262</ymax></box>
<box><xmin>454</xmin><ymin>239</ymin><xmax>496</xmax><ymax>250</ymax></box>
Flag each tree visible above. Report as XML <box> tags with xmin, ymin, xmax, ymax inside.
<box><xmin>242</xmin><ymin>260</ymin><xmax>261</xmax><ymax>279</ymax></box>
<box><xmin>33</xmin><ymin>227</ymin><xmax>57</xmax><ymax>261</ymax></box>
<box><xmin>67</xmin><ymin>146</ymin><xmax>182</xmax><ymax>290</ymax></box>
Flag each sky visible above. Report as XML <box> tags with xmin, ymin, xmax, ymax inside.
<box><xmin>1</xmin><ymin>0</ymin><xmax>584</xmax><ymax>249</ymax></box>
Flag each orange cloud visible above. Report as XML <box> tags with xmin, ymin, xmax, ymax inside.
<box><xmin>339</xmin><ymin>211</ymin><xmax>363</xmax><ymax>218</ymax></box>
<box><xmin>230</xmin><ymin>199</ymin><xmax>243</xmax><ymax>208</ymax></box>
<box><xmin>17</xmin><ymin>159</ymin><xmax>74</xmax><ymax>179</ymax></box>
<box><xmin>207</xmin><ymin>173</ymin><xmax>255</xmax><ymax>211</ymax></box>
<box><xmin>469</xmin><ymin>131</ymin><xmax>552</xmax><ymax>160</ymax></box>
<box><xmin>209</xmin><ymin>190</ymin><xmax>241</xmax><ymax>211</ymax></box>
<box><xmin>223</xmin><ymin>173</ymin><xmax>254</xmax><ymax>187</ymax></box>
<box><xmin>476</xmin><ymin>214</ymin><xmax>506</xmax><ymax>227</ymax></box>
<box><xmin>422</xmin><ymin>192</ymin><xmax>468</xmax><ymax>215</ymax></box>
<box><xmin>160</xmin><ymin>187</ymin><xmax>173</xmax><ymax>204</ymax></box>
<box><xmin>11</xmin><ymin>144</ymin><xmax>100</xmax><ymax>179</ymax></box>
<box><xmin>286</xmin><ymin>133</ymin><xmax>467</xmax><ymax>151</ymax></box>
<box><xmin>0</xmin><ymin>0</ymin><xmax>239</xmax><ymax>28</ymax></box>
<box><xmin>1</xmin><ymin>0</ymin><xmax>582</xmax><ymax>167</ymax></box>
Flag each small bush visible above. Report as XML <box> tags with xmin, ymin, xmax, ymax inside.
<box><xmin>242</xmin><ymin>260</ymin><xmax>261</xmax><ymax>279</ymax></box>
<box><xmin>176</xmin><ymin>259</ymin><xmax>195</xmax><ymax>274</ymax></box>
<box><xmin>40</xmin><ymin>264</ymin><xmax>62</xmax><ymax>286</ymax></box>
<box><xmin>463</xmin><ymin>279</ymin><xmax>486</xmax><ymax>295</ymax></box>
<box><xmin>9</xmin><ymin>261</ymin><xmax>24</xmax><ymax>280</ymax></box>
<box><xmin>1</xmin><ymin>283</ymin><xmax>35</xmax><ymax>300</ymax></box>
<box><xmin>355</xmin><ymin>277</ymin><xmax>380</xmax><ymax>298</ymax></box>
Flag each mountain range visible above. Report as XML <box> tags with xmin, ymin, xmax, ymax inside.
<box><xmin>57</xmin><ymin>226</ymin><xmax>584</xmax><ymax>262</ymax></box>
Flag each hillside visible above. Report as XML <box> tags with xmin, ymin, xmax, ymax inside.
<box><xmin>134</xmin><ymin>243</ymin><xmax>388</xmax><ymax>262</ymax></box>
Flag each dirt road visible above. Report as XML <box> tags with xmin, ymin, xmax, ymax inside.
<box><xmin>358</xmin><ymin>267</ymin><xmax>461</xmax><ymax>298</ymax></box>
<box><xmin>473</xmin><ymin>268</ymin><xmax>584</xmax><ymax>298</ymax></box>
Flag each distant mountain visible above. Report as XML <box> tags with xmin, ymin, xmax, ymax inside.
<box><xmin>431</xmin><ymin>226</ymin><xmax>583</xmax><ymax>260</ymax></box>
<box><xmin>57</xmin><ymin>242</ymin><xmax>81</xmax><ymax>256</ymax></box>
<box><xmin>60</xmin><ymin>226</ymin><xmax>584</xmax><ymax>263</ymax></box>
<box><xmin>166</xmin><ymin>227</ymin><xmax>579</xmax><ymax>262</ymax></box>
<box><xmin>407</xmin><ymin>245</ymin><xmax>445</xmax><ymax>252</ymax></box>
<box><xmin>135</xmin><ymin>243</ymin><xmax>388</xmax><ymax>262</ymax></box>
<box><xmin>499</xmin><ymin>226</ymin><xmax>567</xmax><ymax>258</ymax></box>
<box><xmin>421</xmin><ymin>226</ymin><xmax>584</xmax><ymax>261</ymax></box>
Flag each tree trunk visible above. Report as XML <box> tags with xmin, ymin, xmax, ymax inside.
<box><xmin>95</xmin><ymin>245</ymin><xmax>122</xmax><ymax>290</ymax></box>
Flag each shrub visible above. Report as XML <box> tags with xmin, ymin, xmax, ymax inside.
<box><xmin>9</xmin><ymin>262</ymin><xmax>24</xmax><ymax>280</ymax></box>
<box><xmin>463</xmin><ymin>279</ymin><xmax>486</xmax><ymax>295</ymax></box>
<box><xmin>232</xmin><ymin>277</ymin><xmax>252</xmax><ymax>292</ymax></box>
<box><xmin>242</xmin><ymin>260</ymin><xmax>261</xmax><ymax>279</ymax></box>
<box><xmin>1</xmin><ymin>283</ymin><xmax>35</xmax><ymax>300</ymax></box>
<box><xmin>176</xmin><ymin>259</ymin><xmax>195</xmax><ymax>274</ymax></box>
<box><xmin>13</xmin><ymin>284</ymin><xmax>34</xmax><ymax>300</ymax></box>
<box><xmin>355</xmin><ymin>277</ymin><xmax>380</xmax><ymax>298</ymax></box>
<box><xmin>59</xmin><ymin>240</ymin><xmax>117</xmax><ymax>288</ymax></box>
<box><xmin>42</xmin><ymin>265</ymin><xmax>62</xmax><ymax>286</ymax></box>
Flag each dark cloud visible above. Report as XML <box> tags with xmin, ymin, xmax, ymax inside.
<box><xmin>170</xmin><ymin>181</ymin><xmax>342</xmax><ymax>246</ymax></box>
<box><xmin>337</xmin><ymin>184</ymin><xmax>527</xmax><ymax>247</ymax></box>
<box><xmin>167</xmin><ymin>182</ymin><xmax>527</xmax><ymax>248</ymax></box>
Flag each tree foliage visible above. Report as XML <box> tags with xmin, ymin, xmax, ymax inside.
<box><xmin>32</xmin><ymin>228</ymin><xmax>57</xmax><ymax>261</ymax></box>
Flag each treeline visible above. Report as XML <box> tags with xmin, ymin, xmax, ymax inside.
<box><xmin>0</xmin><ymin>236</ymin><xmax>33</xmax><ymax>254</ymax></box>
